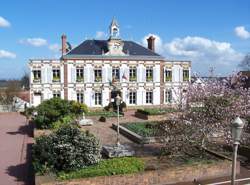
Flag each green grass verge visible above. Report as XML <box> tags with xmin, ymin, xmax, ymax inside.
<box><xmin>137</xmin><ymin>108</ymin><xmax>177</xmax><ymax>115</ymax></box>
<box><xmin>58</xmin><ymin>157</ymin><xmax>145</xmax><ymax>180</ymax></box>
<box><xmin>122</xmin><ymin>122</ymin><xmax>158</xmax><ymax>137</ymax></box>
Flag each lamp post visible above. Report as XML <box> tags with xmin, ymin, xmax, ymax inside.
<box><xmin>115</xmin><ymin>95</ymin><xmax>122</xmax><ymax>147</ymax></box>
<box><xmin>231</xmin><ymin>117</ymin><xmax>244</xmax><ymax>185</ymax></box>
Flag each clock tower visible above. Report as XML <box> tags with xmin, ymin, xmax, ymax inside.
<box><xmin>105</xmin><ymin>18</ymin><xmax>126</xmax><ymax>56</ymax></box>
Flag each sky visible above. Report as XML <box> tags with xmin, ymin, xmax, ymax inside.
<box><xmin>0</xmin><ymin>0</ymin><xmax>249</xmax><ymax>79</ymax></box>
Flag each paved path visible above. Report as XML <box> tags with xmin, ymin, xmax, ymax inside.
<box><xmin>0</xmin><ymin>113</ymin><xmax>34</xmax><ymax>185</ymax></box>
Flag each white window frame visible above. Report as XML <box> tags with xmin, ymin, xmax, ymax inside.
<box><xmin>94</xmin><ymin>92</ymin><xmax>102</xmax><ymax>105</ymax></box>
<box><xmin>77</xmin><ymin>92</ymin><xmax>84</xmax><ymax>104</ymax></box>
<box><xmin>165</xmin><ymin>89</ymin><xmax>172</xmax><ymax>104</ymax></box>
<box><xmin>53</xmin><ymin>91</ymin><xmax>61</xmax><ymax>98</ymax></box>
<box><xmin>129</xmin><ymin>91</ymin><xmax>136</xmax><ymax>105</ymax></box>
<box><xmin>165</xmin><ymin>68</ymin><xmax>172</xmax><ymax>82</ymax></box>
<box><xmin>129</xmin><ymin>67</ymin><xmax>136</xmax><ymax>82</ymax></box>
<box><xmin>146</xmin><ymin>91</ymin><xmax>153</xmax><ymax>104</ymax></box>
<box><xmin>112</xmin><ymin>67</ymin><xmax>120</xmax><ymax>81</ymax></box>
<box><xmin>146</xmin><ymin>67</ymin><xmax>153</xmax><ymax>82</ymax></box>
<box><xmin>94</xmin><ymin>68</ymin><xmax>102</xmax><ymax>82</ymax></box>
<box><xmin>76</xmin><ymin>68</ymin><xmax>84</xmax><ymax>82</ymax></box>
<box><xmin>33</xmin><ymin>70</ymin><xmax>41</xmax><ymax>83</ymax></box>
<box><xmin>52</xmin><ymin>69</ymin><xmax>60</xmax><ymax>82</ymax></box>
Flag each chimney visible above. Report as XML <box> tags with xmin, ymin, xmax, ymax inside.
<box><xmin>61</xmin><ymin>34</ymin><xmax>67</xmax><ymax>56</ymax></box>
<box><xmin>147</xmin><ymin>36</ymin><xmax>155</xmax><ymax>52</ymax></box>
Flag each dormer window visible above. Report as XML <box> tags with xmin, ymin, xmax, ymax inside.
<box><xmin>33</xmin><ymin>70</ymin><xmax>41</xmax><ymax>83</ymax></box>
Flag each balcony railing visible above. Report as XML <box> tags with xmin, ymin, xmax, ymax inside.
<box><xmin>53</xmin><ymin>77</ymin><xmax>60</xmax><ymax>82</ymax></box>
<box><xmin>76</xmin><ymin>77</ymin><xmax>84</xmax><ymax>82</ymax></box>
<box><xmin>33</xmin><ymin>78</ymin><xmax>41</xmax><ymax>83</ymax></box>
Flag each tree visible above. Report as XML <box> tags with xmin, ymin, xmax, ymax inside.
<box><xmin>0</xmin><ymin>80</ymin><xmax>21</xmax><ymax>105</ymax></box>
<box><xmin>239</xmin><ymin>54</ymin><xmax>250</xmax><ymax>71</ymax></box>
<box><xmin>32</xmin><ymin>124</ymin><xmax>101</xmax><ymax>173</ymax></box>
<box><xmin>20</xmin><ymin>72</ymin><xmax>30</xmax><ymax>90</ymax></box>
<box><xmin>159</xmin><ymin>73</ymin><xmax>250</xmax><ymax>157</ymax></box>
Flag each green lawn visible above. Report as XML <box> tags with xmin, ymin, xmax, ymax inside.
<box><xmin>122</xmin><ymin>122</ymin><xmax>159</xmax><ymax>137</ymax></box>
<box><xmin>58</xmin><ymin>157</ymin><xmax>145</xmax><ymax>180</ymax></box>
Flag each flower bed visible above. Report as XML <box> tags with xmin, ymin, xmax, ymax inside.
<box><xmin>112</xmin><ymin>122</ymin><xmax>162</xmax><ymax>144</ymax></box>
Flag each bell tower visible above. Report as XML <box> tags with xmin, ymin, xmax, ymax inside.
<box><xmin>109</xmin><ymin>18</ymin><xmax>119</xmax><ymax>39</ymax></box>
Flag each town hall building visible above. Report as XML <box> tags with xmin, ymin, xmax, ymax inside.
<box><xmin>29</xmin><ymin>19</ymin><xmax>191</xmax><ymax>108</ymax></box>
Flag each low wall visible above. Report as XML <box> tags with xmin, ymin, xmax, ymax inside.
<box><xmin>36</xmin><ymin>160</ymin><xmax>238</xmax><ymax>185</ymax></box>
<box><xmin>134</xmin><ymin>111</ymin><xmax>166</xmax><ymax>121</ymax></box>
<box><xmin>112</xmin><ymin>124</ymin><xmax>161</xmax><ymax>144</ymax></box>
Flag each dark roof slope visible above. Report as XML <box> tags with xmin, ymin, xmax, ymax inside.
<box><xmin>65</xmin><ymin>40</ymin><xmax>161</xmax><ymax>57</ymax></box>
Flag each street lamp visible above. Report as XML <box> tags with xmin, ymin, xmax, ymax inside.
<box><xmin>231</xmin><ymin>117</ymin><xmax>244</xmax><ymax>185</ymax></box>
<box><xmin>115</xmin><ymin>94</ymin><xmax>122</xmax><ymax>147</ymax></box>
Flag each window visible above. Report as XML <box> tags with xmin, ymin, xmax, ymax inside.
<box><xmin>76</xmin><ymin>68</ymin><xmax>84</xmax><ymax>82</ymax></box>
<box><xmin>53</xmin><ymin>69</ymin><xmax>60</xmax><ymax>82</ymax></box>
<box><xmin>129</xmin><ymin>67</ymin><xmax>136</xmax><ymax>82</ymax></box>
<box><xmin>146</xmin><ymin>67</ymin><xmax>153</xmax><ymax>82</ymax></box>
<box><xmin>77</xmin><ymin>92</ymin><xmax>84</xmax><ymax>103</ymax></box>
<box><xmin>183</xmin><ymin>69</ymin><xmax>189</xmax><ymax>81</ymax></box>
<box><xmin>94</xmin><ymin>92</ymin><xmax>102</xmax><ymax>105</ymax></box>
<box><xmin>146</xmin><ymin>91</ymin><xmax>153</xmax><ymax>104</ymax></box>
<box><xmin>129</xmin><ymin>91</ymin><xmax>136</xmax><ymax>104</ymax></box>
<box><xmin>94</xmin><ymin>69</ymin><xmax>102</xmax><ymax>82</ymax></box>
<box><xmin>53</xmin><ymin>91</ymin><xmax>60</xmax><ymax>98</ymax></box>
<box><xmin>165</xmin><ymin>89</ymin><xmax>172</xmax><ymax>103</ymax></box>
<box><xmin>33</xmin><ymin>70</ymin><xmax>41</xmax><ymax>83</ymax></box>
<box><xmin>112</xmin><ymin>67</ymin><xmax>120</xmax><ymax>81</ymax></box>
<box><xmin>165</xmin><ymin>69</ymin><xmax>172</xmax><ymax>82</ymax></box>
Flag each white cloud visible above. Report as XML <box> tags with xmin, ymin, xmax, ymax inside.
<box><xmin>142</xmin><ymin>35</ymin><xmax>244</xmax><ymax>75</ymax></box>
<box><xmin>95</xmin><ymin>31</ymin><xmax>106</xmax><ymax>39</ymax></box>
<box><xmin>19</xmin><ymin>38</ymin><xmax>47</xmax><ymax>47</ymax></box>
<box><xmin>48</xmin><ymin>43</ymin><xmax>60</xmax><ymax>52</ymax></box>
<box><xmin>0</xmin><ymin>50</ymin><xmax>16</xmax><ymax>59</ymax></box>
<box><xmin>234</xmin><ymin>26</ymin><xmax>250</xmax><ymax>39</ymax></box>
<box><xmin>0</xmin><ymin>16</ymin><xmax>10</xmax><ymax>27</ymax></box>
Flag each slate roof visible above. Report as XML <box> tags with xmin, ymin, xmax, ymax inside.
<box><xmin>63</xmin><ymin>39</ymin><xmax>163</xmax><ymax>60</ymax></box>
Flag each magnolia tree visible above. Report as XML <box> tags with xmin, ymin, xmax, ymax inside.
<box><xmin>160</xmin><ymin>73</ymin><xmax>250</xmax><ymax>156</ymax></box>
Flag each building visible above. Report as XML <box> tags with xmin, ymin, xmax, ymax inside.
<box><xmin>29</xmin><ymin>19</ymin><xmax>191</xmax><ymax>108</ymax></box>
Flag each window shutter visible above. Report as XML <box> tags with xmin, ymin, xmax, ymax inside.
<box><xmin>71</xmin><ymin>66</ymin><xmax>76</xmax><ymax>83</ymax></box>
<box><xmin>84</xmin><ymin>66</ymin><xmax>88</xmax><ymax>83</ymax></box>
<box><xmin>142</xmin><ymin>66</ymin><xmax>146</xmax><ymax>82</ymax></box>
<box><xmin>120</xmin><ymin>66</ymin><xmax>124</xmax><ymax>82</ymax></box>
<box><xmin>47</xmin><ymin>67</ymin><xmax>52</xmax><ymax>83</ymax></box>
<box><xmin>102</xmin><ymin>66</ymin><xmax>106</xmax><ymax>83</ymax></box>
<box><xmin>41</xmin><ymin>68</ymin><xmax>46</xmax><ymax>83</ymax></box>
<box><xmin>137</xmin><ymin>66</ymin><xmax>141</xmax><ymax>82</ymax></box>
<box><xmin>90</xmin><ymin>66</ymin><xmax>94</xmax><ymax>82</ymax></box>
<box><xmin>107</xmin><ymin>66</ymin><xmax>112</xmax><ymax>83</ymax></box>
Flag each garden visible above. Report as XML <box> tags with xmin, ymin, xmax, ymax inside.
<box><xmin>29</xmin><ymin>73</ymin><xmax>250</xmax><ymax>185</ymax></box>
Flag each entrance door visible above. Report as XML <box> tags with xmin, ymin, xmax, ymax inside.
<box><xmin>33</xmin><ymin>93</ymin><xmax>42</xmax><ymax>106</ymax></box>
